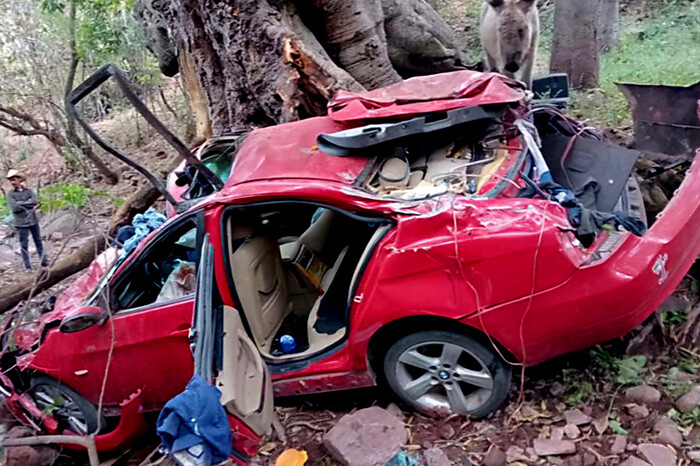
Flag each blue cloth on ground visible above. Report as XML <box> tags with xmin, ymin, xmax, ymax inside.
<box><xmin>156</xmin><ymin>375</ymin><xmax>232</xmax><ymax>465</ymax></box>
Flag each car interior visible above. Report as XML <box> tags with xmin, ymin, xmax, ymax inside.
<box><xmin>224</xmin><ymin>203</ymin><xmax>386</xmax><ymax>360</ymax></box>
<box><xmin>111</xmin><ymin>221</ymin><xmax>199</xmax><ymax>311</ymax></box>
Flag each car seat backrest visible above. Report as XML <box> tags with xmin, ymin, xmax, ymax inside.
<box><xmin>230</xmin><ymin>234</ymin><xmax>292</xmax><ymax>350</ymax></box>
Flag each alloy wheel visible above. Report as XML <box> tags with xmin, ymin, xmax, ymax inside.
<box><xmin>392</xmin><ymin>341</ymin><xmax>495</xmax><ymax>415</ymax></box>
<box><xmin>32</xmin><ymin>384</ymin><xmax>90</xmax><ymax>435</ymax></box>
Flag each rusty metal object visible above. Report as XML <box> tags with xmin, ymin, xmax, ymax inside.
<box><xmin>617</xmin><ymin>81</ymin><xmax>700</xmax><ymax>158</ymax></box>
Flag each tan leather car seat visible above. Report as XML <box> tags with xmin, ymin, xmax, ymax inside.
<box><xmin>230</xmin><ymin>227</ymin><xmax>292</xmax><ymax>351</ymax></box>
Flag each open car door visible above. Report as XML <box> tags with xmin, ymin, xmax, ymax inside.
<box><xmin>190</xmin><ymin>235</ymin><xmax>276</xmax><ymax>462</ymax></box>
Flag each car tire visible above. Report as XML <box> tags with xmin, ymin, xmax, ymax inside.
<box><xmin>383</xmin><ymin>330</ymin><xmax>511</xmax><ymax>418</ymax></box>
<box><xmin>30</xmin><ymin>376</ymin><xmax>105</xmax><ymax>435</ymax></box>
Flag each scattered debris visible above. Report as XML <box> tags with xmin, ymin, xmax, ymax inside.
<box><xmin>563</xmin><ymin>424</ymin><xmax>580</xmax><ymax>440</ymax></box>
<box><xmin>274</xmin><ymin>449</ymin><xmax>308</xmax><ymax>466</ymax></box>
<box><xmin>564</xmin><ymin>408</ymin><xmax>592</xmax><ymax>426</ymax></box>
<box><xmin>533</xmin><ymin>438</ymin><xmax>576</xmax><ymax>456</ymax></box>
<box><xmin>423</xmin><ymin>447</ymin><xmax>451</xmax><ymax>466</ymax></box>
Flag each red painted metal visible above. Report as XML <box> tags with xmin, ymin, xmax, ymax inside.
<box><xmin>2</xmin><ymin>71</ymin><xmax>700</xmax><ymax>460</ymax></box>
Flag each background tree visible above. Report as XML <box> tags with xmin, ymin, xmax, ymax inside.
<box><xmin>0</xmin><ymin>0</ymin><xmax>160</xmax><ymax>183</ymax></box>
<box><xmin>135</xmin><ymin>0</ymin><xmax>469</xmax><ymax>134</ymax></box>
<box><xmin>597</xmin><ymin>0</ymin><xmax>620</xmax><ymax>52</ymax></box>
<box><xmin>550</xmin><ymin>0</ymin><xmax>599</xmax><ymax>89</ymax></box>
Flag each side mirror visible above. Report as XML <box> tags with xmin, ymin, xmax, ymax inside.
<box><xmin>59</xmin><ymin>308</ymin><xmax>109</xmax><ymax>334</ymax></box>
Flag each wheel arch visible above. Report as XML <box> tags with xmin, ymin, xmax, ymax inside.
<box><xmin>366</xmin><ymin>315</ymin><xmax>517</xmax><ymax>378</ymax></box>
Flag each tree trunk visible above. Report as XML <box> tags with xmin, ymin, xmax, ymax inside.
<box><xmin>550</xmin><ymin>0</ymin><xmax>599</xmax><ymax>89</ymax></box>
<box><xmin>136</xmin><ymin>0</ymin><xmax>465</xmax><ymax>131</ymax></box>
<box><xmin>179</xmin><ymin>47</ymin><xmax>213</xmax><ymax>142</ymax></box>
<box><xmin>596</xmin><ymin>0</ymin><xmax>619</xmax><ymax>52</ymax></box>
<box><xmin>64</xmin><ymin>0</ymin><xmax>120</xmax><ymax>185</ymax></box>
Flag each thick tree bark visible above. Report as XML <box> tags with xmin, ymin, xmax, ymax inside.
<box><xmin>64</xmin><ymin>0</ymin><xmax>120</xmax><ymax>185</ymax></box>
<box><xmin>179</xmin><ymin>47</ymin><xmax>213</xmax><ymax>142</ymax></box>
<box><xmin>550</xmin><ymin>0</ymin><xmax>599</xmax><ymax>89</ymax></box>
<box><xmin>136</xmin><ymin>0</ymin><xmax>465</xmax><ymax>131</ymax></box>
<box><xmin>596</xmin><ymin>0</ymin><xmax>620</xmax><ymax>52</ymax></box>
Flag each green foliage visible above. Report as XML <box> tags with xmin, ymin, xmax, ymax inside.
<box><xmin>660</xmin><ymin>309</ymin><xmax>688</xmax><ymax>327</ymax></box>
<box><xmin>561</xmin><ymin>368</ymin><xmax>595</xmax><ymax>405</ymax></box>
<box><xmin>663</xmin><ymin>367</ymin><xmax>694</xmax><ymax>398</ymax></box>
<box><xmin>0</xmin><ymin>196</ymin><xmax>9</xmax><ymax>219</ymax></box>
<box><xmin>590</xmin><ymin>347</ymin><xmax>647</xmax><ymax>385</ymax></box>
<box><xmin>668</xmin><ymin>406</ymin><xmax>700</xmax><ymax>427</ymax></box>
<box><xmin>678</xmin><ymin>357</ymin><xmax>699</xmax><ymax>374</ymax></box>
<box><xmin>616</xmin><ymin>356</ymin><xmax>647</xmax><ymax>386</ymax></box>
<box><xmin>38</xmin><ymin>182</ymin><xmax>119</xmax><ymax>211</ymax></box>
<box><xmin>609</xmin><ymin>419</ymin><xmax>629</xmax><ymax>435</ymax></box>
<box><xmin>570</xmin><ymin>2</ymin><xmax>700</xmax><ymax>127</ymax></box>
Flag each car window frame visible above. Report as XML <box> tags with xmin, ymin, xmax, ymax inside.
<box><xmin>105</xmin><ymin>210</ymin><xmax>205</xmax><ymax>315</ymax></box>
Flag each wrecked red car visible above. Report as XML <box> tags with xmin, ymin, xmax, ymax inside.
<box><xmin>2</xmin><ymin>66</ymin><xmax>700</xmax><ymax>459</ymax></box>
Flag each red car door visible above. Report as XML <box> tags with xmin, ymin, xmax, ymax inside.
<box><xmin>33</xmin><ymin>214</ymin><xmax>203</xmax><ymax>411</ymax></box>
<box><xmin>185</xmin><ymin>235</ymin><xmax>275</xmax><ymax>462</ymax></box>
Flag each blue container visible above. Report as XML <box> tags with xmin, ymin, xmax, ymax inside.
<box><xmin>280</xmin><ymin>334</ymin><xmax>297</xmax><ymax>354</ymax></box>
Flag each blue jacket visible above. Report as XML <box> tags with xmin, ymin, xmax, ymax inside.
<box><xmin>156</xmin><ymin>375</ymin><xmax>233</xmax><ymax>464</ymax></box>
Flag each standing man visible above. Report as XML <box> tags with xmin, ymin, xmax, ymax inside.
<box><xmin>5</xmin><ymin>170</ymin><xmax>48</xmax><ymax>271</ymax></box>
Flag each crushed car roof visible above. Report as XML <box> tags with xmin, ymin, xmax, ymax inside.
<box><xmin>222</xmin><ymin>71</ymin><xmax>528</xmax><ymax>192</ymax></box>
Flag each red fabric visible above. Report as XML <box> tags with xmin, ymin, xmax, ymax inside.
<box><xmin>328</xmin><ymin>71</ymin><xmax>527</xmax><ymax>122</ymax></box>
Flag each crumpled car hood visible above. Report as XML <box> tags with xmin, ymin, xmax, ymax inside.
<box><xmin>7</xmin><ymin>248</ymin><xmax>118</xmax><ymax>351</ymax></box>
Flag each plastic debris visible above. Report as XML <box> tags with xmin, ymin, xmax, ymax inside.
<box><xmin>275</xmin><ymin>449</ymin><xmax>308</xmax><ymax>466</ymax></box>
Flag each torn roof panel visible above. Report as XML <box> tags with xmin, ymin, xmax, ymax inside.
<box><xmin>327</xmin><ymin>71</ymin><xmax>527</xmax><ymax>123</ymax></box>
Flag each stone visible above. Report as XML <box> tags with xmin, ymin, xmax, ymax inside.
<box><xmin>533</xmin><ymin>439</ymin><xmax>576</xmax><ymax>456</ymax></box>
<box><xmin>638</xmin><ymin>444</ymin><xmax>676</xmax><ymax>466</ymax></box>
<box><xmin>688</xmin><ymin>451</ymin><xmax>700</xmax><ymax>462</ymax></box>
<box><xmin>611</xmin><ymin>435</ymin><xmax>627</xmax><ymax>455</ymax></box>
<box><xmin>564</xmin><ymin>409</ymin><xmax>591</xmax><ymax>426</ymax></box>
<box><xmin>593</xmin><ymin>416</ymin><xmax>608</xmax><ymax>434</ymax></box>
<box><xmin>563</xmin><ymin>454</ymin><xmax>584</xmax><ymax>466</ymax></box>
<box><xmin>5</xmin><ymin>445</ymin><xmax>58</xmax><ymax>466</ymax></box>
<box><xmin>482</xmin><ymin>446</ymin><xmax>506</xmax><ymax>466</ymax></box>
<box><xmin>6</xmin><ymin>426</ymin><xmax>33</xmax><ymax>439</ymax></box>
<box><xmin>51</xmin><ymin>232</ymin><xmax>64</xmax><ymax>241</ymax></box>
<box><xmin>653</xmin><ymin>418</ymin><xmax>682</xmax><ymax>448</ymax></box>
<box><xmin>550</xmin><ymin>381</ymin><xmax>565</xmax><ymax>397</ymax></box>
<box><xmin>627</xmin><ymin>404</ymin><xmax>650</xmax><ymax>419</ymax></box>
<box><xmin>676</xmin><ymin>385</ymin><xmax>700</xmax><ymax>413</ymax></box>
<box><xmin>564</xmin><ymin>424</ymin><xmax>580</xmax><ymax>439</ymax></box>
<box><xmin>625</xmin><ymin>385</ymin><xmax>661</xmax><ymax>404</ymax></box>
<box><xmin>520</xmin><ymin>405</ymin><xmax>539</xmax><ymax>418</ymax></box>
<box><xmin>551</xmin><ymin>427</ymin><xmax>565</xmax><ymax>441</ymax></box>
<box><xmin>505</xmin><ymin>446</ymin><xmax>528</xmax><ymax>463</ymax></box>
<box><xmin>385</xmin><ymin>403</ymin><xmax>404</xmax><ymax>420</ymax></box>
<box><xmin>424</xmin><ymin>447</ymin><xmax>452</xmax><ymax>466</ymax></box>
<box><xmin>437</xmin><ymin>423</ymin><xmax>455</xmax><ymax>439</ymax></box>
<box><xmin>618</xmin><ymin>457</ymin><xmax>651</xmax><ymax>466</ymax></box>
<box><xmin>323</xmin><ymin>407</ymin><xmax>406</xmax><ymax>466</ymax></box>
